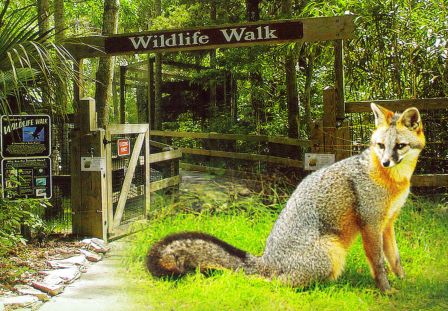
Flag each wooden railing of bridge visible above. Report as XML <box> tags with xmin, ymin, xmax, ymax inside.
<box><xmin>151</xmin><ymin>89</ymin><xmax>448</xmax><ymax>188</ymax></box>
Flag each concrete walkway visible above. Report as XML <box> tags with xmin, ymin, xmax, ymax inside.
<box><xmin>39</xmin><ymin>239</ymin><xmax>132</xmax><ymax>311</ymax></box>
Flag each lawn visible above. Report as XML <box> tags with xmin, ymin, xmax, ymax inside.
<box><xmin>122</xmin><ymin>187</ymin><xmax>448</xmax><ymax>311</ymax></box>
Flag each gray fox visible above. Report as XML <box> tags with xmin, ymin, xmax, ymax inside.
<box><xmin>146</xmin><ymin>103</ymin><xmax>425</xmax><ymax>292</ymax></box>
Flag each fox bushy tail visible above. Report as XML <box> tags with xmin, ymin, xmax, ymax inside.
<box><xmin>146</xmin><ymin>232</ymin><xmax>261</xmax><ymax>277</ymax></box>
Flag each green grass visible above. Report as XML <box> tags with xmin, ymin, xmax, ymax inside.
<box><xmin>123</xmin><ymin>192</ymin><xmax>448</xmax><ymax>311</ymax></box>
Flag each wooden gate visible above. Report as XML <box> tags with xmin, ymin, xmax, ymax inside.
<box><xmin>105</xmin><ymin>124</ymin><xmax>150</xmax><ymax>239</ymax></box>
<box><xmin>71</xmin><ymin>98</ymin><xmax>151</xmax><ymax>241</ymax></box>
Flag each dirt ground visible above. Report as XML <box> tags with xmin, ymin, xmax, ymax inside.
<box><xmin>0</xmin><ymin>236</ymin><xmax>83</xmax><ymax>293</ymax></box>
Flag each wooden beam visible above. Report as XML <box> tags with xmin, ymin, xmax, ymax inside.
<box><xmin>149</xmin><ymin>149</ymin><xmax>182</xmax><ymax>163</ymax></box>
<box><xmin>79</xmin><ymin>97</ymin><xmax>97</xmax><ymax>132</ymax></box>
<box><xmin>108</xmin><ymin>123</ymin><xmax>149</xmax><ymax>135</ymax></box>
<box><xmin>150</xmin><ymin>176</ymin><xmax>181</xmax><ymax>192</ymax></box>
<box><xmin>144</xmin><ymin>128</ymin><xmax>150</xmax><ymax>217</ymax></box>
<box><xmin>180</xmin><ymin>162</ymin><xmax>259</xmax><ymax>179</ymax></box>
<box><xmin>119</xmin><ymin>65</ymin><xmax>127</xmax><ymax>124</ymax></box>
<box><xmin>334</xmin><ymin>40</ymin><xmax>345</xmax><ymax>121</ymax></box>
<box><xmin>346</xmin><ymin>98</ymin><xmax>448</xmax><ymax>113</ymax></box>
<box><xmin>149</xmin><ymin>140</ymin><xmax>171</xmax><ymax>150</ymax></box>
<box><xmin>411</xmin><ymin>174</ymin><xmax>448</xmax><ymax>187</ymax></box>
<box><xmin>65</xmin><ymin>16</ymin><xmax>355</xmax><ymax>58</ymax></box>
<box><xmin>323</xmin><ymin>87</ymin><xmax>336</xmax><ymax>153</ymax></box>
<box><xmin>151</xmin><ymin>130</ymin><xmax>312</xmax><ymax>147</ymax></box>
<box><xmin>179</xmin><ymin>147</ymin><xmax>303</xmax><ymax>168</ymax></box>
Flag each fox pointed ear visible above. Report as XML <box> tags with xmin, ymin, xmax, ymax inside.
<box><xmin>371</xmin><ymin>103</ymin><xmax>393</xmax><ymax>127</ymax></box>
<box><xmin>398</xmin><ymin>107</ymin><xmax>422</xmax><ymax>131</ymax></box>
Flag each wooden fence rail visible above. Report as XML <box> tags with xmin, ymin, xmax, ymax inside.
<box><xmin>346</xmin><ymin>98</ymin><xmax>448</xmax><ymax>113</ymax></box>
<box><xmin>151</xmin><ymin>130</ymin><xmax>312</xmax><ymax>147</ymax></box>
<box><xmin>151</xmin><ymin>130</ymin><xmax>309</xmax><ymax>169</ymax></box>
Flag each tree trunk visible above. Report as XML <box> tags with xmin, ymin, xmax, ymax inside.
<box><xmin>246</xmin><ymin>0</ymin><xmax>260</xmax><ymax>21</ymax></box>
<box><xmin>246</xmin><ymin>0</ymin><xmax>262</xmax><ymax>133</ymax></box>
<box><xmin>303</xmin><ymin>54</ymin><xmax>313</xmax><ymax>136</ymax></box>
<box><xmin>54</xmin><ymin>0</ymin><xmax>64</xmax><ymax>43</ymax></box>
<box><xmin>36</xmin><ymin>0</ymin><xmax>51</xmax><ymax>112</ymax></box>
<box><xmin>94</xmin><ymin>0</ymin><xmax>119</xmax><ymax>128</ymax></box>
<box><xmin>53</xmin><ymin>0</ymin><xmax>66</xmax><ymax>112</ymax></box>
<box><xmin>154</xmin><ymin>0</ymin><xmax>163</xmax><ymax>130</ymax></box>
<box><xmin>36</xmin><ymin>0</ymin><xmax>50</xmax><ymax>37</ymax></box>
<box><xmin>209</xmin><ymin>0</ymin><xmax>217</xmax><ymax>119</ymax></box>
<box><xmin>281</xmin><ymin>0</ymin><xmax>300</xmax><ymax>139</ymax></box>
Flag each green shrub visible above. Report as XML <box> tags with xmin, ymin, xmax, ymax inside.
<box><xmin>0</xmin><ymin>197</ymin><xmax>49</xmax><ymax>255</ymax></box>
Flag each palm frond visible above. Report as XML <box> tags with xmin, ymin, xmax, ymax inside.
<box><xmin>0</xmin><ymin>7</ymin><xmax>76</xmax><ymax>115</ymax></box>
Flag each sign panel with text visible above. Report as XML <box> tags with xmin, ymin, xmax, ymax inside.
<box><xmin>105</xmin><ymin>21</ymin><xmax>303</xmax><ymax>54</ymax></box>
<box><xmin>2</xmin><ymin>158</ymin><xmax>52</xmax><ymax>199</ymax></box>
<box><xmin>1</xmin><ymin>115</ymin><xmax>51</xmax><ymax>158</ymax></box>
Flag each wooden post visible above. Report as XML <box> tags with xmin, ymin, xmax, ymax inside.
<box><xmin>334</xmin><ymin>40</ymin><xmax>345</xmax><ymax>123</ymax></box>
<box><xmin>112</xmin><ymin>73</ymin><xmax>118</xmax><ymax>122</ymax></box>
<box><xmin>335</xmin><ymin>120</ymin><xmax>351</xmax><ymax>161</ymax></box>
<box><xmin>310</xmin><ymin>120</ymin><xmax>324</xmax><ymax>153</ymax></box>
<box><xmin>147</xmin><ymin>58</ymin><xmax>155</xmax><ymax>129</ymax></box>
<box><xmin>323</xmin><ymin>86</ymin><xmax>351</xmax><ymax>161</ymax></box>
<box><xmin>73</xmin><ymin>58</ymin><xmax>84</xmax><ymax>115</ymax></box>
<box><xmin>144</xmin><ymin>128</ymin><xmax>150</xmax><ymax>216</ymax></box>
<box><xmin>119</xmin><ymin>65</ymin><xmax>127</xmax><ymax>124</ymax></box>
<box><xmin>323</xmin><ymin>86</ymin><xmax>336</xmax><ymax>154</ymax></box>
<box><xmin>71</xmin><ymin>98</ymin><xmax>108</xmax><ymax>241</ymax></box>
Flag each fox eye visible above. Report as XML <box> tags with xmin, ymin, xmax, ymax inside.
<box><xmin>396</xmin><ymin>143</ymin><xmax>408</xmax><ymax>150</ymax></box>
<box><xmin>377</xmin><ymin>143</ymin><xmax>385</xmax><ymax>149</ymax></box>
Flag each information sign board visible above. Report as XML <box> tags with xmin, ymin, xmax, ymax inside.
<box><xmin>1</xmin><ymin>115</ymin><xmax>51</xmax><ymax>157</ymax></box>
<box><xmin>1</xmin><ymin>158</ymin><xmax>52</xmax><ymax>199</ymax></box>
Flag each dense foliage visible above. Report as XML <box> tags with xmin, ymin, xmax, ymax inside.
<box><xmin>5</xmin><ymin>0</ymin><xmax>446</xmax><ymax>135</ymax></box>
<box><xmin>0</xmin><ymin>196</ymin><xmax>49</xmax><ymax>255</ymax></box>
<box><xmin>0</xmin><ymin>1</ymin><xmax>75</xmax><ymax>115</ymax></box>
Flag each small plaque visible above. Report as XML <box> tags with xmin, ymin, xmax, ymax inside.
<box><xmin>81</xmin><ymin>157</ymin><xmax>106</xmax><ymax>172</ymax></box>
<box><xmin>304</xmin><ymin>153</ymin><xmax>335</xmax><ymax>171</ymax></box>
<box><xmin>117</xmin><ymin>138</ymin><xmax>130</xmax><ymax>156</ymax></box>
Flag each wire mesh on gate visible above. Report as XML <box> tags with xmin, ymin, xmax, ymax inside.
<box><xmin>111</xmin><ymin>135</ymin><xmax>147</xmax><ymax>223</ymax></box>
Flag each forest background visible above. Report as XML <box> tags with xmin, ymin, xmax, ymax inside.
<box><xmin>3</xmin><ymin>0</ymin><xmax>447</xmax><ymax>139</ymax></box>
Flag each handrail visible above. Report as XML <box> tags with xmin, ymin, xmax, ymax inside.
<box><xmin>345</xmin><ymin>98</ymin><xmax>448</xmax><ymax>113</ymax></box>
<box><xmin>151</xmin><ymin>130</ymin><xmax>312</xmax><ymax>147</ymax></box>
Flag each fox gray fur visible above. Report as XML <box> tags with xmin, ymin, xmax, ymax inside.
<box><xmin>146</xmin><ymin>104</ymin><xmax>425</xmax><ymax>291</ymax></box>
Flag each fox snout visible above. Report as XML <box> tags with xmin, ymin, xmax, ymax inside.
<box><xmin>379</xmin><ymin>151</ymin><xmax>398</xmax><ymax>168</ymax></box>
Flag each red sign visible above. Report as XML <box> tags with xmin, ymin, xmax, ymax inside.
<box><xmin>117</xmin><ymin>139</ymin><xmax>130</xmax><ymax>156</ymax></box>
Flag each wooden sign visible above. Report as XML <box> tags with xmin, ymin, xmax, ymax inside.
<box><xmin>1</xmin><ymin>115</ymin><xmax>51</xmax><ymax>158</ymax></box>
<box><xmin>2</xmin><ymin>158</ymin><xmax>52</xmax><ymax>199</ymax></box>
<box><xmin>117</xmin><ymin>138</ymin><xmax>130</xmax><ymax>156</ymax></box>
<box><xmin>105</xmin><ymin>21</ymin><xmax>303</xmax><ymax>54</ymax></box>
<box><xmin>65</xmin><ymin>16</ymin><xmax>355</xmax><ymax>58</ymax></box>
<box><xmin>304</xmin><ymin>153</ymin><xmax>335</xmax><ymax>171</ymax></box>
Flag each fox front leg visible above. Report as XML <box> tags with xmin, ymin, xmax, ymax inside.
<box><xmin>361</xmin><ymin>225</ymin><xmax>391</xmax><ymax>292</ymax></box>
<box><xmin>383</xmin><ymin>220</ymin><xmax>405</xmax><ymax>278</ymax></box>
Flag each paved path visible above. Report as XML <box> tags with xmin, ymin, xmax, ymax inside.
<box><xmin>38</xmin><ymin>170</ymin><xmax>248</xmax><ymax>311</ymax></box>
<box><xmin>39</xmin><ymin>239</ymin><xmax>131</xmax><ymax>311</ymax></box>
